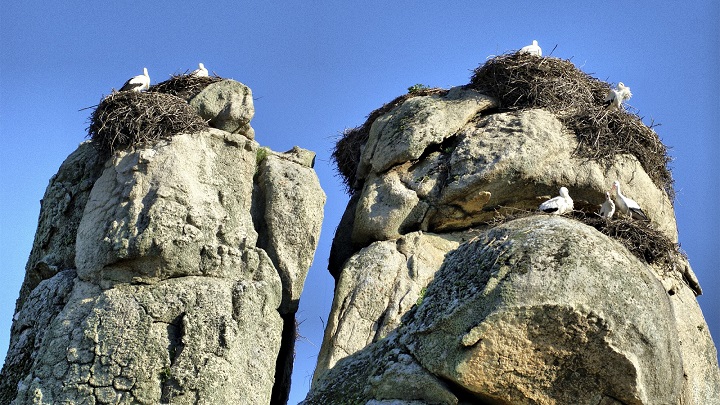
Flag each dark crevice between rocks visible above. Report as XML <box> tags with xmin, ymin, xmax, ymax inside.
<box><xmin>251</xmin><ymin>159</ymin><xmax>298</xmax><ymax>405</ymax></box>
<box><xmin>250</xmin><ymin>174</ymin><xmax>270</xmax><ymax>255</ymax></box>
<box><xmin>328</xmin><ymin>194</ymin><xmax>360</xmax><ymax>281</ymax></box>
<box><xmin>434</xmin><ymin>374</ymin><xmax>509</xmax><ymax>405</ymax></box>
<box><xmin>270</xmin><ymin>313</ymin><xmax>296</xmax><ymax>405</ymax></box>
<box><xmin>160</xmin><ymin>313</ymin><xmax>185</xmax><ymax>404</ymax></box>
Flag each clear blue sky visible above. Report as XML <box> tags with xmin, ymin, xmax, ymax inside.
<box><xmin>1</xmin><ymin>2</ymin><xmax>718</xmax><ymax>403</ymax></box>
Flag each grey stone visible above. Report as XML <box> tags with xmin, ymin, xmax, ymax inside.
<box><xmin>255</xmin><ymin>150</ymin><xmax>326</xmax><ymax>313</ymax></box>
<box><xmin>440</xmin><ymin>109</ymin><xmax>677</xmax><ymax>239</ymax></box>
<box><xmin>15</xmin><ymin>141</ymin><xmax>104</xmax><ymax>312</ymax></box>
<box><xmin>358</xmin><ymin>87</ymin><xmax>496</xmax><ymax>178</ymax></box>
<box><xmin>306</xmin><ymin>216</ymin><xmax>715</xmax><ymax>404</ymax></box>
<box><xmin>75</xmin><ymin>129</ymin><xmax>259</xmax><ymax>286</ymax></box>
<box><xmin>352</xmin><ymin>171</ymin><xmax>428</xmax><ymax>246</ymax></box>
<box><xmin>3</xmin><ymin>123</ymin><xmax>325</xmax><ymax>404</ymax></box>
<box><xmin>189</xmin><ymin>80</ymin><xmax>255</xmax><ymax>137</ymax></box>
<box><xmin>313</xmin><ymin>231</ymin><xmax>472</xmax><ymax>382</ymax></box>
<box><xmin>350</xmin><ymin>109</ymin><xmax>678</xmax><ymax>246</ymax></box>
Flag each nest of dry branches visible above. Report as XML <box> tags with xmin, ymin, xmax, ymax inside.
<box><xmin>469</xmin><ymin>52</ymin><xmax>674</xmax><ymax>199</ymax></box>
<box><xmin>88</xmin><ymin>91</ymin><xmax>208</xmax><ymax>154</ymax></box>
<box><xmin>149</xmin><ymin>74</ymin><xmax>223</xmax><ymax>100</ymax></box>
<box><xmin>580</xmin><ymin>214</ymin><xmax>683</xmax><ymax>272</ymax></box>
<box><xmin>332</xmin><ymin>87</ymin><xmax>448</xmax><ymax>193</ymax></box>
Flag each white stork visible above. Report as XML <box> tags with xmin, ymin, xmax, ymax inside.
<box><xmin>539</xmin><ymin>187</ymin><xmax>574</xmax><ymax>215</ymax></box>
<box><xmin>519</xmin><ymin>40</ymin><xmax>542</xmax><ymax>57</ymax></box>
<box><xmin>191</xmin><ymin>63</ymin><xmax>208</xmax><ymax>77</ymax></box>
<box><xmin>604</xmin><ymin>82</ymin><xmax>632</xmax><ymax>110</ymax></box>
<box><xmin>599</xmin><ymin>191</ymin><xmax>615</xmax><ymax>219</ymax></box>
<box><xmin>119</xmin><ymin>67</ymin><xmax>150</xmax><ymax>92</ymax></box>
<box><xmin>611</xmin><ymin>181</ymin><xmax>648</xmax><ymax>220</ymax></box>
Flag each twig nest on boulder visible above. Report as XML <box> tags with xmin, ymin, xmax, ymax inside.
<box><xmin>469</xmin><ymin>52</ymin><xmax>673</xmax><ymax>199</ymax></box>
<box><xmin>149</xmin><ymin>74</ymin><xmax>223</xmax><ymax>101</ymax></box>
<box><xmin>88</xmin><ymin>91</ymin><xmax>208</xmax><ymax>154</ymax></box>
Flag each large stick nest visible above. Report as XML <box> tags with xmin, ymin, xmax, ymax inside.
<box><xmin>580</xmin><ymin>214</ymin><xmax>684</xmax><ymax>272</ymax></box>
<box><xmin>469</xmin><ymin>52</ymin><xmax>674</xmax><ymax>200</ymax></box>
<box><xmin>332</xmin><ymin>87</ymin><xmax>448</xmax><ymax>193</ymax></box>
<box><xmin>87</xmin><ymin>91</ymin><xmax>208</xmax><ymax>154</ymax></box>
<box><xmin>149</xmin><ymin>74</ymin><xmax>223</xmax><ymax>100</ymax></box>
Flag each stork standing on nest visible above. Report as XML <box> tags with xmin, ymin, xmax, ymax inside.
<box><xmin>604</xmin><ymin>82</ymin><xmax>632</xmax><ymax>110</ymax></box>
<box><xmin>611</xmin><ymin>181</ymin><xmax>648</xmax><ymax>220</ymax></box>
<box><xmin>599</xmin><ymin>191</ymin><xmax>615</xmax><ymax>219</ymax></box>
<box><xmin>191</xmin><ymin>63</ymin><xmax>208</xmax><ymax>77</ymax></box>
<box><xmin>119</xmin><ymin>68</ymin><xmax>150</xmax><ymax>92</ymax></box>
<box><xmin>539</xmin><ymin>187</ymin><xmax>574</xmax><ymax>215</ymax></box>
<box><xmin>519</xmin><ymin>40</ymin><xmax>542</xmax><ymax>56</ymax></box>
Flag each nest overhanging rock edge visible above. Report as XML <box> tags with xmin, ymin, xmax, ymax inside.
<box><xmin>87</xmin><ymin>91</ymin><xmax>208</xmax><ymax>155</ymax></box>
<box><xmin>468</xmin><ymin>52</ymin><xmax>674</xmax><ymax>200</ymax></box>
<box><xmin>149</xmin><ymin>74</ymin><xmax>223</xmax><ymax>101</ymax></box>
<box><xmin>332</xmin><ymin>53</ymin><xmax>674</xmax><ymax>201</ymax></box>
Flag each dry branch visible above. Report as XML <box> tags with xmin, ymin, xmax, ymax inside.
<box><xmin>87</xmin><ymin>91</ymin><xmax>207</xmax><ymax>154</ymax></box>
<box><xmin>469</xmin><ymin>52</ymin><xmax>674</xmax><ymax>199</ymax></box>
<box><xmin>149</xmin><ymin>74</ymin><xmax>223</xmax><ymax>100</ymax></box>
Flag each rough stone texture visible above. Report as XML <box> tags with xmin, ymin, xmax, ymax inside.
<box><xmin>313</xmin><ymin>231</ymin><xmax>473</xmax><ymax>381</ymax></box>
<box><xmin>2</xmin><ymin>120</ymin><xmax>325</xmax><ymax>403</ymax></box>
<box><xmin>357</xmin><ymin>86</ymin><xmax>496</xmax><ymax>178</ymax></box>
<box><xmin>189</xmin><ymin>79</ymin><xmax>255</xmax><ymax>138</ymax></box>
<box><xmin>75</xmin><ymin>129</ymin><xmax>259</xmax><ymax>287</ymax></box>
<box><xmin>350</xmin><ymin>109</ymin><xmax>678</xmax><ymax>248</ymax></box>
<box><xmin>0</xmin><ymin>141</ymin><xmax>105</xmax><ymax>404</ymax></box>
<box><xmin>16</xmin><ymin>142</ymin><xmax>105</xmax><ymax>311</ymax></box>
<box><xmin>666</xmin><ymin>258</ymin><xmax>720</xmax><ymax>405</ymax></box>
<box><xmin>255</xmin><ymin>148</ymin><xmax>326</xmax><ymax>314</ymax></box>
<box><xmin>313</xmin><ymin>86</ymin><xmax>718</xmax><ymax>404</ymax></box>
<box><xmin>306</xmin><ymin>216</ymin><xmax>719</xmax><ymax>404</ymax></box>
<box><xmin>352</xmin><ymin>171</ymin><xmax>427</xmax><ymax>246</ymax></box>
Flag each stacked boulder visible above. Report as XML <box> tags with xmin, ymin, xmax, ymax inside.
<box><xmin>306</xmin><ymin>55</ymin><xmax>720</xmax><ymax>404</ymax></box>
<box><xmin>1</xmin><ymin>79</ymin><xmax>326</xmax><ymax>404</ymax></box>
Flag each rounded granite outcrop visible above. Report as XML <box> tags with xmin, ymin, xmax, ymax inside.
<box><xmin>313</xmin><ymin>60</ymin><xmax>718</xmax><ymax>404</ymax></box>
<box><xmin>1</xmin><ymin>80</ymin><xmax>326</xmax><ymax>405</ymax></box>
<box><xmin>307</xmin><ymin>216</ymin><xmax>717</xmax><ymax>404</ymax></box>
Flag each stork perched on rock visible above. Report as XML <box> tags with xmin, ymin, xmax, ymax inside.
<box><xmin>539</xmin><ymin>187</ymin><xmax>574</xmax><ymax>215</ymax></box>
<box><xmin>119</xmin><ymin>68</ymin><xmax>150</xmax><ymax>92</ymax></box>
<box><xmin>191</xmin><ymin>63</ymin><xmax>208</xmax><ymax>77</ymax></box>
<box><xmin>519</xmin><ymin>40</ymin><xmax>542</xmax><ymax>57</ymax></box>
<box><xmin>604</xmin><ymin>82</ymin><xmax>632</xmax><ymax>110</ymax></box>
<box><xmin>611</xmin><ymin>181</ymin><xmax>648</xmax><ymax>220</ymax></box>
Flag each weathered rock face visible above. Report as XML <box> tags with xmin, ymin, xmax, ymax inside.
<box><xmin>352</xmin><ymin>107</ymin><xmax>677</xmax><ymax>247</ymax></box>
<box><xmin>1</xmin><ymin>83</ymin><xmax>326</xmax><ymax>404</ymax></box>
<box><xmin>189</xmin><ymin>79</ymin><xmax>255</xmax><ymax>138</ymax></box>
<box><xmin>309</xmin><ymin>82</ymin><xmax>719</xmax><ymax>403</ymax></box>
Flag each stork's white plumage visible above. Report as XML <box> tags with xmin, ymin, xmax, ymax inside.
<box><xmin>611</xmin><ymin>181</ymin><xmax>648</xmax><ymax>220</ymax></box>
<box><xmin>191</xmin><ymin>63</ymin><xmax>208</xmax><ymax>77</ymax></box>
<box><xmin>599</xmin><ymin>191</ymin><xmax>615</xmax><ymax>219</ymax></box>
<box><xmin>519</xmin><ymin>40</ymin><xmax>542</xmax><ymax>56</ymax></box>
<box><xmin>539</xmin><ymin>187</ymin><xmax>574</xmax><ymax>215</ymax></box>
<box><xmin>119</xmin><ymin>68</ymin><xmax>150</xmax><ymax>92</ymax></box>
<box><xmin>604</xmin><ymin>82</ymin><xmax>632</xmax><ymax>110</ymax></box>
